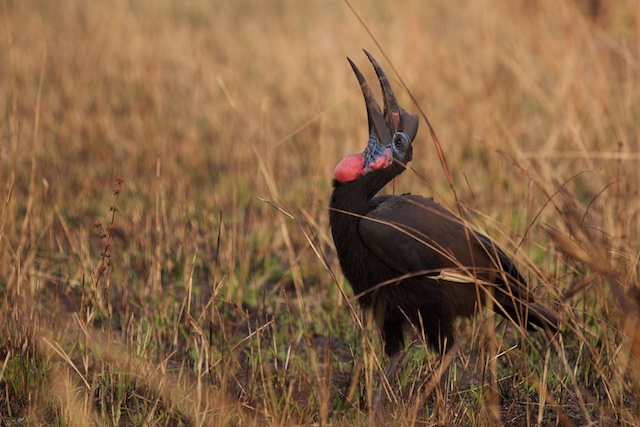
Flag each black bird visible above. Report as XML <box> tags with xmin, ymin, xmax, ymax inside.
<box><xmin>329</xmin><ymin>50</ymin><xmax>558</xmax><ymax>359</ymax></box>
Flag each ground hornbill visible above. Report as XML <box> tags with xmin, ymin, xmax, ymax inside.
<box><xmin>329</xmin><ymin>50</ymin><xmax>558</xmax><ymax>361</ymax></box>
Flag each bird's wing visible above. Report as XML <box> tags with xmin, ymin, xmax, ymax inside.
<box><xmin>360</xmin><ymin>194</ymin><xmax>557</xmax><ymax>331</ymax></box>
<box><xmin>360</xmin><ymin>195</ymin><xmax>525</xmax><ymax>289</ymax></box>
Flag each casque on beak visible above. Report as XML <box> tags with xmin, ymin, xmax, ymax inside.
<box><xmin>334</xmin><ymin>51</ymin><xmax>419</xmax><ymax>183</ymax></box>
<box><xmin>348</xmin><ymin>50</ymin><xmax>419</xmax><ymax>151</ymax></box>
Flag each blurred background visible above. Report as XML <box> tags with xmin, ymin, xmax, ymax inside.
<box><xmin>1</xmin><ymin>0</ymin><xmax>639</xmax><ymax>425</ymax></box>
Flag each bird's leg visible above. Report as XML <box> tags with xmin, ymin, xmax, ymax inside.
<box><xmin>383</xmin><ymin>351</ymin><xmax>405</xmax><ymax>387</ymax></box>
<box><xmin>372</xmin><ymin>350</ymin><xmax>407</xmax><ymax>413</ymax></box>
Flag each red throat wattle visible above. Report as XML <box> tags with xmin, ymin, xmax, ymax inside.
<box><xmin>368</xmin><ymin>149</ymin><xmax>392</xmax><ymax>170</ymax></box>
<box><xmin>334</xmin><ymin>153</ymin><xmax>365</xmax><ymax>183</ymax></box>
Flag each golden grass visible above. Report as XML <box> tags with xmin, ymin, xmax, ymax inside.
<box><xmin>1</xmin><ymin>0</ymin><xmax>640</xmax><ymax>425</ymax></box>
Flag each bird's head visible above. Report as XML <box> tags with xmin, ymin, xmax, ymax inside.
<box><xmin>334</xmin><ymin>50</ymin><xmax>419</xmax><ymax>184</ymax></box>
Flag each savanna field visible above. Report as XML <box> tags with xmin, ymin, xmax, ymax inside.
<box><xmin>1</xmin><ymin>0</ymin><xmax>640</xmax><ymax>425</ymax></box>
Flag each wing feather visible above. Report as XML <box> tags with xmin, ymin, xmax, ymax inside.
<box><xmin>359</xmin><ymin>194</ymin><xmax>527</xmax><ymax>294</ymax></box>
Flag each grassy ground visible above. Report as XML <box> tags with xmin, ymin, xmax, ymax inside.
<box><xmin>1</xmin><ymin>0</ymin><xmax>640</xmax><ymax>425</ymax></box>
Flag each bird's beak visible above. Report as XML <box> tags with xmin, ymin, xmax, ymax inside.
<box><xmin>348</xmin><ymin>50</ymin><xmax>419</xmax><ymax>152</ymax></box>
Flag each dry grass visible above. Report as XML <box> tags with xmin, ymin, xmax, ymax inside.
<box><xmin>1</xmin><ymin>0</ymin><xmax>639</xmax><ymax>425</ymax></box>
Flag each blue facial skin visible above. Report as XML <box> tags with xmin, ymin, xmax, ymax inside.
<box><xmin>361</xmin><ymin>134</ymin><xmax>392</xmax><ymax>174</ymax></box>
<box><xmin>360</xmin><ymin>130</ymin><xmax>412</xmax><ymax>175</ymax></box>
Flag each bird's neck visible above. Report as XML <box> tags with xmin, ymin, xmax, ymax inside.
<box><xmin>329</xmin><ymin>166</ymin><xmax>403</xmax><ymax>229</ymax></box>
<box><xmin>329</xmin><ymin>183</ymin><xmax>372</xmax><ymax>301</ymax></box>
<box><xmin>329</xmin><ymin>179</ymin><xmax>371</xmax><ymax>258</ymax></box>
<box><xmin>329</xmin><ymin>171</ymin><xmax>397</xmax><ymax>301</ymax></box>
<box><xmin>329</xmin><ymin>170</ymin><xmax>388</xmax><ymax>227</ymax></box>
<box><xmin>330</xmin><ymin>178</ymin><xmax>372</xmax><ymax>215</ymax></box>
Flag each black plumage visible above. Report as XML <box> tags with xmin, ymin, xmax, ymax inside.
<box><xmin>330</xmin><ymin>50</ymin><xmax>557</xmax><ymax>357</ymax></box>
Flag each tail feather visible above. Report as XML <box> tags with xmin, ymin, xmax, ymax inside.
<box><xmin>495</xmin><ymin>296</ymin><xmax>559</xmax><ymax>333</ymax></box>
<box><xmin>524</xmin><ymin>302</ymin><xmax>559</xmax><ymax>332</ymax></box>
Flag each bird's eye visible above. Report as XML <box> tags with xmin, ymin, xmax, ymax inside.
<box><xmin>394</xmin><ymin>133</ymin><xmax>408</xmax><ymax>151</ymax></box>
